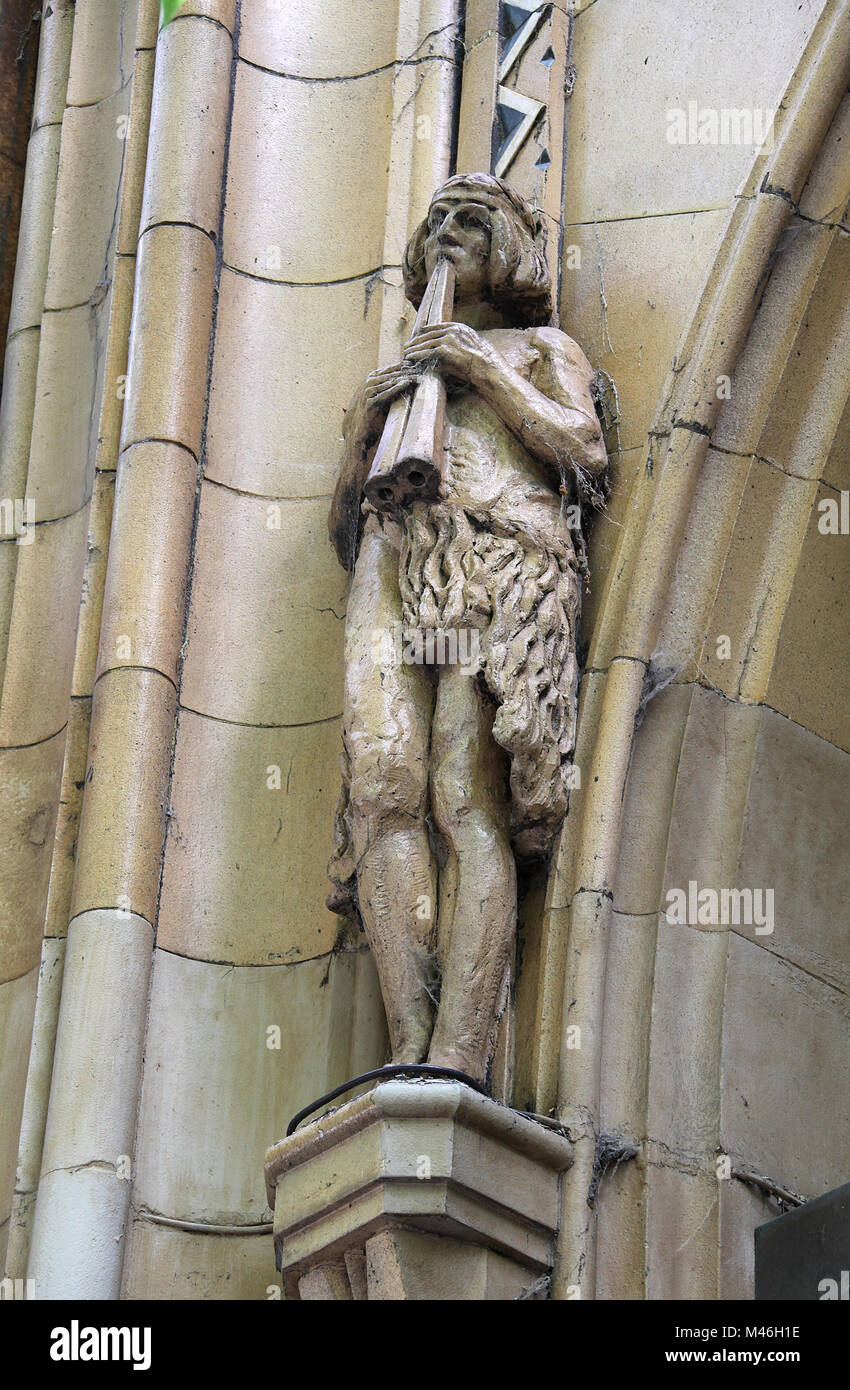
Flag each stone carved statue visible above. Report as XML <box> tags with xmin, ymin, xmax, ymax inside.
<box><xmin>327</xmin><ymin>174</ymin><xmax>608</xmax><ymax>1085</ymax></box>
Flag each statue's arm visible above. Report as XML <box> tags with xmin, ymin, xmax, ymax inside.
<box><xmin>328</xmin><ymin>393</ymin><xmax>375</xmax><ymax>571</ymax></box>
<box><xmin>524</xmin><ymin>327</ymin><xmax>608</xmax><ymax>479</ymax></box>
<box><xmin>404</xmin><ymin>323</ymin><xmax>606</xmax><ymax>486</ymax></box>
<box><xmin>328</xmin><ymin>362</ymin><xmax>419</xmax><ymax>569</ymax></box>
<box><xmin>475</xmin><ymin>326</ymin><xmax>607</xmax><ymax>482</ymax></box>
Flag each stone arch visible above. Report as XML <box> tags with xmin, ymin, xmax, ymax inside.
<box><xmin>523</xmin><ymin>0</ymin><xmax>850</xmax><ymax>1299</ymax></box>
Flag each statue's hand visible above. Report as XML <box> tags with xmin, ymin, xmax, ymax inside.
<box><xmin>402</xmin><ymin>322</ymin><xmax>498</xmax><ymax>389</ymax></box>
<box><xmin>346</xmin><ymin>363</ymin><xmax>419</xmax><ymax>447</ymax></box>
<box><xmin>330</xmin><ymin>363</ymin><xmax>419</xmax><ymax>569</ymax></box>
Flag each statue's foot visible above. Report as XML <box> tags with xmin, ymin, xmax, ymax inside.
<box><xmin>427</xmin><ymin>1046</ymin><xmax>487</xmax><ymax>1089</ymax></box>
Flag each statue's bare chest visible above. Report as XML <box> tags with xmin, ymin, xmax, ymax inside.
<box><xmin>443</xmin><ymin>330</ymin><xmax>558</xmax><ymax>517</ymax></box>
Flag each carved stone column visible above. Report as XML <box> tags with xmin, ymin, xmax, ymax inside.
<box><xmin>265</xmin><ymin>1080</ymin><xmax>573</xmax><ymax>1300</ymax></box>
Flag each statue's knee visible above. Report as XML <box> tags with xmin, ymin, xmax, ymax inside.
<box><xmin>349</xmin><ymin>753</ymin><xmax>427</xmax><ymax>833</ymax></box>
<box><xmin>432</xmin><ymin>762</ymin><xmax>509</xmax><ymax>848</ymax></box>
<box><xmin>431</xmin><ymin>761</ymin><xmax>476</xmax><ymax>833</ymax></box>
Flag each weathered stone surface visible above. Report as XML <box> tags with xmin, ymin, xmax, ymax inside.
<box><xmin>206</xmin><ymin>269</ymin><xmax>384</xmax><ymax>498</ymax></box>
<box><xmin>121</xmin><ymin>1218</ymin><xmax>278</xmax><ymax>1300</ymax></box>
<box><xmin>182</xmin><ymin>485</ymin><xmax>345</xmax><ymax>727</ymax></box>
<box><xmin>133</xmin><ymin>948</ymin><xmax>385</xmax><ymax>1225</ymax></box>
<box><xmin>567</xmin><ymin>0</ymin><xmax>823</xmax><ymax>222</ymax></box>
<box><xmin>39</xmin><ymin>911</ymin><xmax>153</xmax><ymax>1174</ymax></box>
<box><xmin>560</xmin><ymin>210</ymin><xmax>728</xmax><ymax>453</ymax></box>
<box><xmin>722</xmin><ymin>933</ymin><xmax>850</xmax><ymax>1197</ymax></box>
<box><xmin>329</xmin><ymin>174</ymin><xmax>605</xmax><ymax>1083</ymax></box>
<box><xmin>0</xmin><ymin>965</ymin><xmax>38</xmax><ymax>1240</ymax></box>
<box><xmin>767</xmin><ymin>482</ymin><xmax>850</xmax><ymax>752</ymax></box>
<box><xmin>70</xmin><ymin>668</ymin><xmax>176</xmax><ymax>925</ymax></box>
<box><xmin>120</xmin><ymin>224</ymin><xmax>216</xmax><ymax>456</ymax></box>
<box><xmin>158</xmin><ymin>709</ymin><xmax>343</xmax><ymax>965</ymax></box>
<box><xmin>139</xmin><ymin>15</ymin><xmax>231</xmax><ymax>238</ymax></box>
<box><xmin>266</xmin><ymin>1079</ymin><xmax>573</xmax><ymax>1299</ymax></box>
<box><xmin>0</xmin><ymin>507</ymin><xmax>89</xmax><ymax>746</ymax></box>
<box><xmin>224</xmin><ymin>65</ymin><xmax>396</xmax><ymax>283</ymax></box>
<box><xmin>27</xmin><ymin>1166</ymin><xmax>133</xmax><ymax>1300</ymax></box>
<box><xmin>96</xmin><ymin>441</ymin><xmax>197</xmax><ymax>687</ymax></box>
<box><xmin>0</xmin><ymin>730</ymin><xmax>66</xmax><ymax>981</ymax></box>
<box><xmin>737</xmin><ymin>708</ymin><xmax>850</xmax><ymax>992</ymax></box>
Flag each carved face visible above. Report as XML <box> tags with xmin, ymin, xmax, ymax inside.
<box><xmin>423</xmin><ymin>198</ymin><xmax>492</xmax><ymax>300</ymax></box>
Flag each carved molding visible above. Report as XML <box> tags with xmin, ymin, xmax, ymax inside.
<box><xmin>534</xmin><ymin>0</ymin><xmax>850</xmax><ymax>1299</ymax></box>
<box><xmin>265</xmin><ymin>1080</ymin><xmax>573</xmax><ymax>1300</ymax></box>
<box><xmin>456</xmin><ymin>2</ymin><xmax>572</xmax><ymax>297</ymax></box>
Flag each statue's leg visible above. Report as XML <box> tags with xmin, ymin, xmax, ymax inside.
<box><xmin>345</xmin><ymin>519</ymin><xmax>437</xmax><ymax>1064</ymax></box>
<box><xmin>427</xmin><ymin>665</ymin><xmax>516</xmax><ymax>1084</ymax></box>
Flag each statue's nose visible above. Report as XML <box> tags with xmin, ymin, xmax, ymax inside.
<box><xmin>435</xmin><ymin>210</ymin><xmax>460</xmax><ymax>240</ymax></box>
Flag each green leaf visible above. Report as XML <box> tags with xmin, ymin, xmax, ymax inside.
<box><xmin>160</xmin><ymin>0</ymin><xmax>182</xmax><ymax>25</ymax></box>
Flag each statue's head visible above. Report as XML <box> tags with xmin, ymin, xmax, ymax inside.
<box><xmin>402</xmin><ymin>173</ymin><xmax>552</xmax><ymax>326</ymax></box>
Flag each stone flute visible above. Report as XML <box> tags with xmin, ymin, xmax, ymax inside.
<box><xmin>364</xmin><ymin>255</ymin><xmax>456</xmax><ymax>513</ymax></box>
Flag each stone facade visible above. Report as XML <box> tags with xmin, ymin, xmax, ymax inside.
<box><xmin>0</xmin><ymin>0</ymin><xmax>848</xmax><ymax>1300</ymax></box>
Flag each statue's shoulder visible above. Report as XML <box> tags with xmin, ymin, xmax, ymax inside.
<box><xmin>524</xmin><ymin>325</ymin><xmax>595</xmax><ymax>381</ymax></box>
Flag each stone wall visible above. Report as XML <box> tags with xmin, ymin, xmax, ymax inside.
<box><xmin>539</xmin><ymin>0</ymin><xmax>850</xmax><ymax>1301</ymax></box>
<box><xmin>1</xmin><ymin>0</ymin><xmax>847</xmax><ymax>1300</ymax></box>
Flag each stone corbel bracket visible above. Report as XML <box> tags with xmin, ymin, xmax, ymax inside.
<box><xmin>264</xmin><ymin>1080</ymin><xmax>574</xmax><ymax>1300</ymax></box>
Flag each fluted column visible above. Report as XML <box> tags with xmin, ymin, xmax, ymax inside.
<box><xmin>25</xmin><ymin>0</ymin><xmax>222</xmax><ymax>1299</ymax></box>
<box><xmin>119</xmin><ymin>0</ymin><xmax>464</xmax><ymax>1301</ymax></box>
<box><xmin>0</xmin><ymin>0</ymin><xmax>145</xmax><ymax>1278</ymax></box>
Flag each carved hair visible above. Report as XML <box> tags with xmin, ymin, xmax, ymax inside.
<box><xmin>402</xmin><ymin>173</ymin><xmax>553</xmax><ymax>326</ymax></box>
